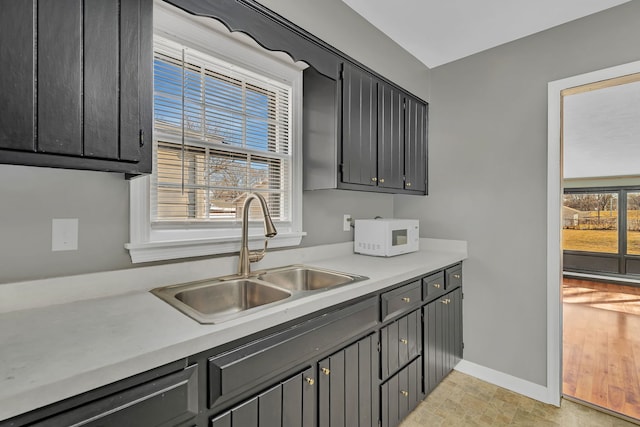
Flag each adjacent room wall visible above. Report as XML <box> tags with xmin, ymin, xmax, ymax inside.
<box><xmin>0</xmin><ymin>0</ymin><xmax>429</xmax><ymax>284</ymax></box>
<box><xmin>395</xmin><ymin>1</ymin><xmax>640</xmax><ymax>386</ymax></box>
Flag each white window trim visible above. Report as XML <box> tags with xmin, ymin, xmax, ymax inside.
<box><xmin>126</xmin><ymin>1</ymin><xmax>305</xmax><ymax>263</ymax></box>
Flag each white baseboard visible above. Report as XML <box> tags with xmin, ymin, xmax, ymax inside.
<box><xmin>455</xmin><ymin>360</ymin><xmax>557</xmax><ymax>406</ymax></box>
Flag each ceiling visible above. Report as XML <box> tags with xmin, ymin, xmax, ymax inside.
<box><xmin>341</xmin><ymin>0</ymin><xmax>630</xmax><ymax>68</ymax></box>
<box><xmin>563</xmin><ymin>78</ymin><xmax>640</xmax><ymax>179</ymax></box>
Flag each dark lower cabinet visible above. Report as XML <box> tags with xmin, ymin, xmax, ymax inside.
<box><xmin>0</xmin><ymin>0</ymin><xmax>152</xmax><ymax>175</ymax></box>
<box><xmin>210</xmin><ymin>367</ymin><xmax>315</xmax><ymax>427</ymax></box>
<box><xmin>318</xmin><ymin>334</ymin><xmax>378</xmax><ymax>427</ymax></box>
<box><xmin>424</xmin><ymin>287</ymin><xmax>463</xmax><ymax>394</ymax></box>
<box><xmin>3</xmin><ymin>264</ymin><xmax>464</xmax><ymax>427</ymax></box>
<box><xmin>380</xmin><ymin>357</ymin><xmax>422</xmax><ymax>427</ymax></box>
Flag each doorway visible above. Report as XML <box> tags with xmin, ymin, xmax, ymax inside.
<box><xmin>550</xmin><ymin>68</ymin><xmax>640</xmax><ymax>420</ymax></box>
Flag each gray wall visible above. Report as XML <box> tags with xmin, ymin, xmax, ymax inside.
<box><xmin>395</xmin><ymin>1</ymin><xmax>640</xmax><ymax>386</ymax></box>
<box><xmin>0</xmin><ymin>0</ymin><xmax>427</xmax><ymax>284</ymax></box>
<box><xmin>0</xmin><ymin>166</ymin><xmax>132</xmax><ymax>283</ymax></box>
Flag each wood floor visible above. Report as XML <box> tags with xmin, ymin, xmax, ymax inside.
<box><xmin>563</xmin><ymin>278</ymin><xmax>640</xmax><ymax>420</ymax></box>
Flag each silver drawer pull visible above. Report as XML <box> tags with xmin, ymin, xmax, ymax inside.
<box><xmin>400</xmin><ymin>338</ymin><xmax>408</xmax><ymax>345</ymax></box>
<box><xmin>453</xmin><ymin>274</ymin><xmax>461</xmax><ymax>279</ymax></box>
<box><xmin>306</xmin><ymin>377</ymin><xmax>315</xmax><ymax>385</ymax></box>
<box><xmin>440</xmin><ymin>299</ymin><xmax>450</xmax><ymax>305</ymax></box>
<box><xmin>406</xmin><ymin>182</ymin><xmax>411</xmax><ymax>187</ymax></box>
<box><xmin>400</xmin><ymin>390</ymin><xmax>409</xmax><ymax>397</ymax></box>
<box><xmin>402</xmin><ymin>297</ymin><xmax>411</xmax><ymax>303</ymax></box>
<box><xmin>379</xmin><ymin>178</ymin><xmax>385</xmax><ymax>183</ymax></box>
<box><xmin>433</xmin><ymin>283</ymin><xmax>441</xmax><ymax>289</ymax></box>
<box><xmin>321</xmin><ymin>367</ymin><xmax>330</xmax><ymax>375</ymax></box>
<box><xmin>371</xmin><ymin>177</ymin><xmax>378</xmax><ymax>182</ymax></box>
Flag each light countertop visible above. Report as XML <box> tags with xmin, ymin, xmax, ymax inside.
<box><xmin>0</xmin><ymin>238</ymin><xmax>466</xmax><ymax>421</ymax></box>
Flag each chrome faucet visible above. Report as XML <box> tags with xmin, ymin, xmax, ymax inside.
<box><xmin>238</xmin><ymin>192</ymin><xmax>278</xmax><ymax>277</ymax></box>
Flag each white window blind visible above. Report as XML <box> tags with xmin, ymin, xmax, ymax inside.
<box><xmin>152</xmin><ymin>37</ymin><xmax>292</xmax><ymax>225</ymax></box>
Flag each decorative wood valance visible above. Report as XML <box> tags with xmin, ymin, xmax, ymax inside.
<box><xmin>164</xmin><ymin>0</ymin><xmax>343</xmax><ymax>80</ymax></box>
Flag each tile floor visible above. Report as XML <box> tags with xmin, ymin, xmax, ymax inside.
<box><xmin>399</xmin><ymin>371</ymin><xmax>638</xmax><ymax>426</ymax></box>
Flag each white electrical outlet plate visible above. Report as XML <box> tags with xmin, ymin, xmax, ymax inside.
<box><xmin>52</xmin><ymin>218</ymin><xmax>79</xmax><ymax>251</ymax></box>
<box><xmin>343</xmin><ymin>214</ymin><xmax>352</xmax><ymax>232</ymax></box>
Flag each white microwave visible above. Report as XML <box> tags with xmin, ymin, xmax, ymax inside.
<box><xmin>354</xmin><ymin>219</ymin><xmax>419</xmax><ymax>257</ymax></box>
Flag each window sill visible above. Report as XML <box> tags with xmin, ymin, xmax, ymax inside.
<box><xmin>125</xmin><ymin>232</ymin><xmax>305</xmax><ymax>264</ymax></box>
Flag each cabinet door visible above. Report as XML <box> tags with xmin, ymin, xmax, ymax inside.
<box><xmin>0</xmin><ymin>1</ymin><xmax>36</xmax><ymax>150</ymax></box>
<box><xmin>381</xmin><ymin>309</ymin><xmax>421</xmax><ymax>379</ymax></box>
<box><xmin>404</xmin><ymin>96</ymin><xmax>427</xmax><ymax>193</ymax></box>
<box><xmin>377</xmin><ymin>83</ymin><xmax>404</xmax><ymax>190</ymax></box>
<box><xmin>449</xmin><ymin>287</ymin><xmax>464</xmax><ymax>367</ymax></box>
<box><xmin>211</xmin><ymin>367</ymin><xmax>315</xmax><ymax>427</ymax></box>
<box><xmin>424</xmin><ymin>295</ymin><xmax>446</xmax><ymax>394</ymax></box>
<box><xmin>424</xmin><ymin>288</ymin><xmax>463</xmax><ymax>394</ymax></box>
<box><xmin>380</xmin><ymin>357</ymin><xmax>421</xmax><ymax>427</ymax></box>
<box><xmin>341</xmin><ymin>63</ymin><xmax>377</xmax><ymax>187</ymax></box>
<box><xmin>0</xmin><ymin>0</ymin><xmax>152</xmax><ymax>175</ymax></box>
<box><xmin>318</xmin><ymin>335</ymin><xmax>377</xmax><ymax>427</ymax></box>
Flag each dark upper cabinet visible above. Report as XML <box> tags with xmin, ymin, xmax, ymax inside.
<box><xmin>377</xmin><ymin>82</ymin><xmax>405</xmax><ymax>190</ymax></box>
<box><xmin>341</xmin><ymin>62</ymin><xmax>378</xmax><ymax>187</ymax></box>
<box><xmin>404</xmin><ymin>96</ymin><xmax>428</xmax><ymax>193</ymax></box>
<box><xmin>322</xmin><ymin>63</ymin><xmax>427</xmax><ymax>195</ymax></box>
<box><xmin>0</xmin><ymin>0</ymin><xmax>152</xmax><ymax>175</ymax></box>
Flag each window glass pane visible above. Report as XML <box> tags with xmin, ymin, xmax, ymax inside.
<box><xmin>627</xmin><ymin>192</ymin><xmax>640</xmax><ymax>255</ymax></box>
<box><xmin>562</xmin><ymin>192</ymin><xmax>618</xmax><ymax>253</ymax></box>
<box><xmin>152</xmin><ymin>36</ymin><xmax>292</xmax><ymax>224</ymax></box>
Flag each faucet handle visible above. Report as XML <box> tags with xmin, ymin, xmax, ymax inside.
<box><xmin>248</xmin><ymin>238</ymin><xmax>271</xmax><ymax>263</ymax></box>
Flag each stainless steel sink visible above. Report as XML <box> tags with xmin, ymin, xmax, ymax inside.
<box><xmin>151</xmin><ymin>265</ymin><xmax>368</xmax><ymax>324</ymax></box>
<box><xmin>257</xmin><ymin>265</ymin><xmax>367</xmax><ymax>291</ymax></box>
<box><xmin>152</xmin><ymin>278</ymin><xmax>291</xmax><ymax>324</ymax></box>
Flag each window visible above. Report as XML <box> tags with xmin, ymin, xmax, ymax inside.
<box><xmin>127</xmin><ymin>4</ymin><xmax>303</xmax><ymax>263</ymax></box>
<box><xmin>562</xmin><ymin>191</ymin><xmax>619</xmax><ymax>254</ymax></box>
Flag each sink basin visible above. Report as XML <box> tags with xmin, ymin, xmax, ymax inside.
<box><xmin>151</xmin><ymin>265</ymin><xmax>368</xmax><ymax>324</ymax></box>
<box><xmin>152</xmin><ymin>279</ymin><xmax>291</xmax><ymax>324</ymax></box>
<box><xmin>258</xmin><ymin>266</ymin><xmax>367</xmax><ymax>291</ymax></box>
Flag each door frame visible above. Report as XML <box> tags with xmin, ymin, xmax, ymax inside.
<box><xmin>547</xmin><ymin>59</ymin><xmax>640</xmax><ymax>406</ymax></box>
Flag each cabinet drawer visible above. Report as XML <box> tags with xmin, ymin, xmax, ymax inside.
<box><xmin>31</xmin><ymin>365</ymin><xmax>198</xmax><ymax>427</ymax></box>
<box><xmin>380</xmin><ymin>357</ymin><xmax>422</xmax><ymax>427</ymax></box>
<box><xmin>422</xmin><ymin>271</ymin><xmax>445</xmax><ymax>300</ymax></box>
<box><xmin>380</xmin><ymin>309</ymin><xmax>421</xmax><ymax>379</ymax></box>
<box><xmin>446</xmin><ymin>265</ymin><xmax>462</xmax><ymax>290</ymax></box>
<box><xmin>380</xmin><ymin>280</ymin><xmax>421</xmax><ymax>322</ymax></box>
<box><xmin>208</xmin><ymin>297</ymin><xmax>378</xmax><ymax>408</ymax></box>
